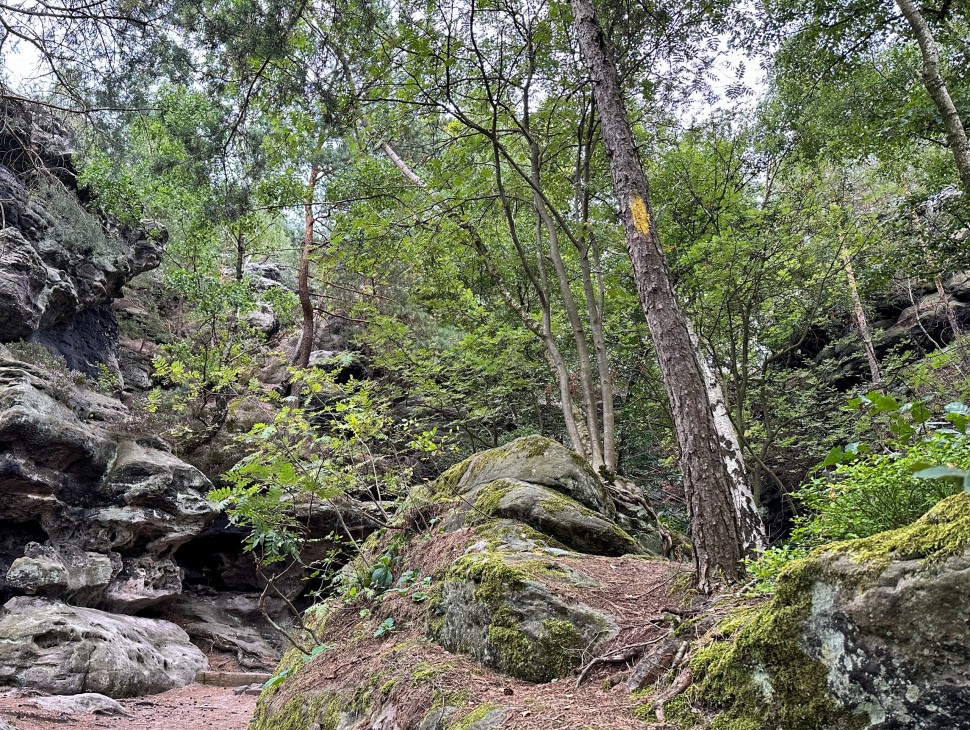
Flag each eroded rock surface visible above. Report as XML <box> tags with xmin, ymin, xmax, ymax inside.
<box><xmin>694</xmin><ymin>493</ymin><xmax>970</xmax><ymax>730</ymax></box>
<box><xmin>0</xmin><ymin>98</ymin><xmax>164</xmax><ymax>378</ymax></box>
<box><xmin>0</xmin><ymin>597</ymin><xmax>206</xmax><ymax>697</ymax></box>
<box><xmin>0</xmin><ymin>348</ymin><xmax>219</xmax><ymax>612</ymax></box>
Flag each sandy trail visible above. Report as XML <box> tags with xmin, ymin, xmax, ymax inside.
<box><xmin>0</xmin><ymin>684</ymin><xmax>258</xmax><ymax>730</ymax></box>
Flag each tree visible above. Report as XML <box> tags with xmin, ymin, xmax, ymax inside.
<box><xmin>893</xmin><ymin>0</ymin><xmax>970</xmax><ymax>194</ymax></box>
<box><xmin>760</xmin><ymin>0</ymin><xmax>970</xmax><ymax>194</ymax></box>
<box><xmin>570</xmin><ymin>0</ymin><xmax>765</xmax><ymax>589</ymax></box>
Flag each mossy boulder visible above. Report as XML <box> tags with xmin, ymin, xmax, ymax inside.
<box><xmin>693</xmin><ymin>493</ymin><xmax>970</xmax><ymax>729</ymax></box>
<box><xmin>437</xmin><ymin>435</ymin><xmax>615</xmax><ymax>517</ymax></box>
<box><xmin>437</xmin><ymin>436</ymin><xmax>664</xmax><ymax>555</ymax></box>
<box><xmin>252</xmin><ymin>441</ymin><xmax>679</xmax><ymax>729</ymax></box>
<box><xmin>465</xmin><ymin>479</ymin><xmax>644</xmax><ymax>556</ymax></box>
<box><xmin>429</xmin><ymin>544</ymin><xmax>617</xmax><ymax>682</ymax></box>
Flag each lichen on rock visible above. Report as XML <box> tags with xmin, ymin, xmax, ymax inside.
<box><xmin>691</xmin><ymin>492</ymin><xmax>970</xmax><ymax>730</ymax></box>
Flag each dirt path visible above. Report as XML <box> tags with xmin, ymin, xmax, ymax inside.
<box><xmin>0</xmin><ymin>684</ymin><xmax>258</xmax><ymax>730</ymax></box>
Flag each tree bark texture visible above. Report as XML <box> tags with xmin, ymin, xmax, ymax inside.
<box><xmin>895</xmin><ymin>0</ymin><xmax>970</xmax><ymax>195</ymax></box>
<box><xmin>571</xmin><ymin>0</ymin><xmax>763</xmax><ymax>589</ymax></box>
<box><xmin>293</xmin><ymin>164</ymin><xmax>321</xmax><ymax>369</ymax></box>
<box><xmin>687</xmin><ymin>321</ymin><xmax>766</xmax><ymax>554</ymax></box>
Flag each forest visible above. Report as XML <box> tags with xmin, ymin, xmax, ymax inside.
<box><xmin>0</xmin><ymin>0</ymin><xmax>969</xmax><ymax>728</ymax></box>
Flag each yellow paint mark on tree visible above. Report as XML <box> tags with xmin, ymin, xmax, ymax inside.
<box><xmin>630</xmin><ymin>195</ymin><xmax>651</xmax><ymax>235</ymax></box>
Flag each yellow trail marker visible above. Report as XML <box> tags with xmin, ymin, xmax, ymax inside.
<box><xmin>630</xmin><ymin>195</ymin><xmax>651</xmax><ymax>235</ymax></box>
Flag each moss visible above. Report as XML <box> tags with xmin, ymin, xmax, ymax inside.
<box><xmin>690</xmin><ymin>557</ymin><xmax>867</xmax><ymax>730</ymax></box>
<box><xmin>470</xmin><ymin>519</ymin><xmax>563</xmax><ymax>551</ymax></box>
<box><xmin>435</xmin><ymin>436</ymin><xmax>560</xmax><ymax>498</ymax></box>
<box><xmin>539</xmin><ymin>492</ymin><xmax>586</xmax><ymax>515</ymax></box>
<box><xmin>537</xmin><ymin>619</ymin><xmax>585</xmax><ymax>676</ymax></box>
<box><xmin>659</xmin><ymin>694</ymin><xmax>702</xmax><ymax>729</ymax></box>
<box><xmin>436</xmin><ymin>460</ymin><xmax>472</xmax><ymax>495</ymax></box>
<box><xmin>443</xmin><ymin>550</ymin><xmax>588</xmax><ymax>682</ymax></box>
<box><xmin>411</xmin><ymin>660</ymin><xmax>452</xmax><ymax>684</ymax></box>
<box><xmin>448</xmin><ymin>702</ymin><xmax>502</xmax><ymax>730</ymax></box>
<box><xmin>524</xmin><ymin>435</ymin><xmax>553</xmax><ymax>458</ymax></box>
<box><xmin>472</xmin><ymin>479</ymin><xmax>517</xmax><ymax>517</ymax></box>
<box><xmin>691</xmin><ymin>496</ymin><xmax>970</xmax><ymax>728</ymax></box>
<box><xmin>830</xmin><ymin>491</ymin><xmax>970</xmax><ymax>573</ymax></box>
<box><xmin>447</xmin><ymin>551</ymin><xmax>529</xmax><ymax>605</ymax></box>
<box><xmin>251</xmin><ymin>693</ymin><xmax>331</xmax><ymax>730</ymax></box>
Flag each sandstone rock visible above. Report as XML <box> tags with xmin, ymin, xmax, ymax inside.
<box><xmin>243</xmin><ymin>262</ymin><xmax>284</xmax><ymax>291</ymax></box>
<box><xmin>0</xmin><ymin>96</ymin><xmax>165</xmax><ymax>378</ymax></box>
<box><xmin>0</xmin><ymin>717</ymin><xmax>16</xmax><ymax>730</ymax></box>
<box><xmin>0</xmin><ymin>351</ymin><xmax>218</xmax><ymax>611</ymax></box>
<box><xmin>430</xmin><ymin>546</ymin><xmax>617</xmax><ymax>682</ymax></box>
<box><xmin>243</xmin><ymin>303</ymin><xmax>277</xmax><ymax>335</ymax></box>
<box><xmin>4</xmin><ymin>543</ymin><xmax>114</xmax><ymax>603</ymax></box>
<box><xmin>438</xmin><ymin>436</ymin><xmax>664</xmax><ymax>554</ymax></box>
<box><xmin>0</xmin><ymin>230</ymin><xmax>48</xmax><ymax>340</ymax></box>
<box><xmin>464</xmin><ymin>479</ymin><xmax>644</xmax><ymax>556</ymax></box>
<box><xmin>695</xmin><ymin>493</ymin><xmax>970</xmax><ymax>729</ymax></box>
<box><xmin>252</xmin><ymin>440</ymin><xmax>679</xmax><ymax>730</ymax></box>
<box><xmin>29</xmin><ymin>692</ymin><xmax>126</xmax><ymax>715</ymax></box>
<box><xmin>170</xmin><ymin>591</ymin><xmax>280</xmax><ymax>670</ymax></box>
<box><xmin>438</xmin><ymin>435</ymin><xmax>616</xmax><ymax>517</ymax></box>
<box><xmin>0</xmin><ymin>597</ymin><xmax>206</xmax><ymax>697</ymax></box>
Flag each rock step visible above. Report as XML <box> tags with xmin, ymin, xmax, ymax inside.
<box><xmin>195</xmin><ymin>671</ymin><xmax>272</xmax><ymax>687</ymax></box>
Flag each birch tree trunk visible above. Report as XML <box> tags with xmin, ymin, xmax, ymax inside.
<box><xmin>293</xmin><ymin>165</ymin><xmax>321</xmax><ymax>369</ymax></box>
<box><xmin>570</xmin><ymin>0</ymin><xmax>765</xmax><ymax>589</ymax></box>
<box><xmin>895</xmin><ymin>0</ymin><xmax>970</xmax><ymax>195</ymax></box>
<box><xmin>840</xmin><ymin>246</ymin><xmax>881</xmax><ymax>385</ymax></box>
<box><xmin>687</xmin><ymin>322</ymin><xmax>766</xmax><ymax>553</ymax></box>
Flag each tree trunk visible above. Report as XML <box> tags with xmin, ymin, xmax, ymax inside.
<box><xmin>293</xmin><ymin>165</ymin><xmax>321</xmax><ymax>369</ymax></box>
<box><xmin>575</xmin><ymin>115</ymin><xmax>618</xmax><ymax>473</ymax></box>
<box><xmin>840</xmin><ymin>246</ymin><xmax>881</xmax><ymax>385</ymax></box>
<box><xmin>687</xmin><ymin>321</ymin><xmax>766</xmax><ymax>553</ymax></box>
<box><xmin>571</xmin><ymin>0</ymin><xmax>763</xmax><ymax>590</ymax></box>
<box><xmin>895</xmin><ymin>0</ymin><xmax>970</xmax><ymax>194</ymax></box>
<box><xmin>530</xmin><ymin>141</ymin><xmax>605</xmax><ymax>471</ymax></box>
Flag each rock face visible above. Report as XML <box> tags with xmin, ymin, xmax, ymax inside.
<box><xmin>0</xmin><ymin>597</ymin><xmax>206</xmax><ymax>697</ymax></box>
<box><xmin>438</xmin><ymin>435</ymin><xmax>664</xmax><ymax>555</ymax></box>
<box><xmin>0</xmin><ymin>347</ymin><xmax>219</xmax><ymax>613</ymax></box>
<box><xmin>252</xmin><ymin>437</ymin><xmax>677</xmax><ymax>730</ymax></box>
<box><xmin>694</xmin><ymin>493</ymin><xmax>970</xmax><ymax>730</ymax></box>
<box><xmin>0</xmin><ymin>97</ymin><xmax>164</xmax><ymax>378</ymax></box>
<box><xmin>168</xmin><ymin>590</ymin><xmax>281</xmax><ymax>671</ymax></box>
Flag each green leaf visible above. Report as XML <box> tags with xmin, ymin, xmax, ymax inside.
<box><xmin>913</xmin><ymin>466</ymin><xmax>970</xmax><ymax>481</ymax></box>
<box><xmin>821</xmin><ymin>446</ymin><xmax>844</xmax><ymax>466</ymax></box>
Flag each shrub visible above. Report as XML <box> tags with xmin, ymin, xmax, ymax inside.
<box><xmin>791</xmin><ymin>430</ymin><xmax>967</xmax><ymax>545</ymax></box>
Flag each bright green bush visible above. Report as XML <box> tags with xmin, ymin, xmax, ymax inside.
<box><xmin>791</xmin><ymin>431</ymin><xmax>967</xmax><ymax>545</ymax></box>
<box><xmin>746</xmin><ymin>397</ymin><xmax>970</xmax><ymax>592</ymax></box>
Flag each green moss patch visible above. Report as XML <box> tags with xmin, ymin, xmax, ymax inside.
<box><xmin>690</xmin><ymin>494</ymin><xmax>970</xmax><ymax>730</ymax></box>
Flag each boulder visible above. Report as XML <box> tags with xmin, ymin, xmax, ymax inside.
<box><xmin>251</xmin><ymin>440</ymin><xmax>680</xmax><ymax>730</ymax></box>
<box><xmin>438</xmin><ymin>436</ymin><xmax>665</xmax><ymax>554</ymax></box>
<box><xmin>438</xmin><ymin>435</ymin><xmax>616</xmax><ymax>517</ymax></box>
<box><xmin>694</xmin><ymin>492</ymin><xmax>970</xmax><ymax>729</ymax></box>
<box><xmin>0</xmin><ymin>350</ymin><xmax>219</xmax><ymax>611</ymax></box>
<box><xmin>29</xmin><ymin>692</ymin><xmax>126</xmax><ymax>716</ymax></box>
<box><xmin>170</xmin><ymin>591</ymin><xmax>280</xmax><ymax>670</ymax></box>
<box><xmin>0</xmin><ymin>597</ymin><xmax>206</xmax><ymax>697</ymax></box>
<box><xmin>430</xmin><ymin>541</ymin><xmax>617</xmax><ymax>683</ymax></box>
<box><xmin>461</xmin><ymin>479</ymin><xmax>644</xmax><ymax>556</ymax></box>
<box><xmin>243</xmin><ymin>303</ymin><xmax>278</xmax><ymax>335</ymax></box>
